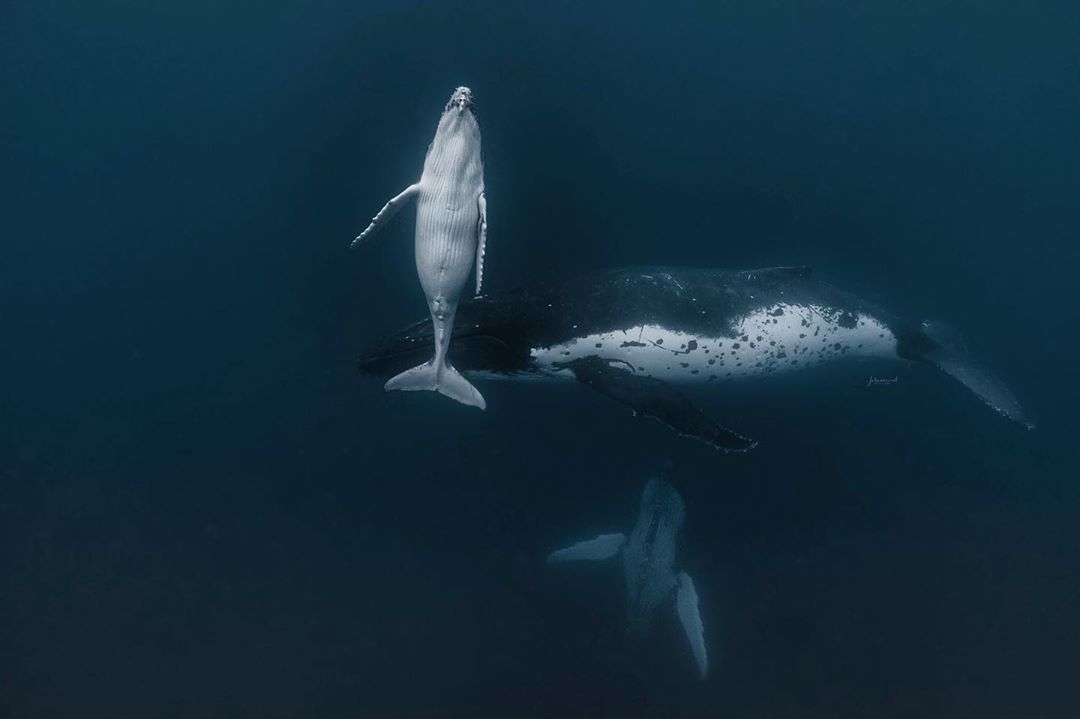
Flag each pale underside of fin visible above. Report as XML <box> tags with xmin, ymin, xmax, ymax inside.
<box><xmin>351</xmin><ymin>183</ymin><xmax>421</xmax><ymax>248</ymax></box>
<box><xmin>475</xmin><ymin>191</ymin><xmax>488</xmax><ymax>296</ymax></box>
<box><xmin>675</xmin><ymin>571</ymin><xmax>708</xmax><ymax>679</ymax></box>
<box><xmin>384</xmin><ymin>361</ymin><xmax>486</xmax><ymax>410</ymax></box>
<box><xmin>547</xmin><ymin>533</ymin><xmax>626</xmax><ymax>563</ymax></box>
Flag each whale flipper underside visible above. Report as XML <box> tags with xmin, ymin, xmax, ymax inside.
<box><xmin>675</xmin><ymin>571</ymin><xmax>708</xmax><ymax>678</ymax></box>
<box><xmin>351</xmin><ymin>183</ymin><xmax>421</xmax><ymax>248</ymax></box>
<box><xmin>547</xmin><ymin>533</ymin><xmax>626</xmax><ymax>563</ymax></box>
<box><xmin>560</xmin><ymin>357</ymin><xmax>756</xmax><ymax>452</ymax></box>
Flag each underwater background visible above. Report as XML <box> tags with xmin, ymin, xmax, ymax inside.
<box><xmin>3</xmin><ymin>1</ymin><xmax>1079</xmax><ymax>716</ymax></box>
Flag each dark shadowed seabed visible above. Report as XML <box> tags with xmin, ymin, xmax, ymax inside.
<box><xmin>2</xmin><ymin>1</ymin><xmax>1079</xmax><ymax>717</ymax></box>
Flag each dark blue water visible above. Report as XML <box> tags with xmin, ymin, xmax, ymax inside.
<box><xmin>3</xmin><ymin>1</ymin><xmax>1079</xmax><ymax>716</ymax></box>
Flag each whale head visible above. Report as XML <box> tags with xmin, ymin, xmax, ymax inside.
<box><xmin>446</xmin><ymin>86</ymin><xmax>475</xmax><ymax>113</ymax></box>
<box><xmin>429</xmin><ymin>86</ymin><xmax>481</xmax><ymax>154</ymax></box>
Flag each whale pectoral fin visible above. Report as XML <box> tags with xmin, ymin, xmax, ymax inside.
<box><xmin>547</xmin><ymin>533</ymin><xmax>626</xmax><ymax>563</ymax></box>
<box><xmin>475</xmin><ymin>191</ymin><xmax>488</xmax><ymax>296</ymax></box>
<box><xmin>560</xmin><ymin>357</ymin><xmax>757</xmax><ymax>453</ymax></box>
<box><xmin>675</xmin><ymin>572</ymin><xmax>708</xmax><ymax>679</ymax></box>
<box><xmin>351</xmin><ymin>183</ymin><xmax>421</xmax><ymax>248</ymax></box>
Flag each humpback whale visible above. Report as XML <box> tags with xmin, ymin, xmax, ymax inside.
<box><xmin>548</xmin><ymin>478</ymin><xmax>708</xmax><ymax>678</ymax></box>
<box><xmin>358</xmin><ymin>266</ymin><xmax>1031</xmax><ymax>449</ymax></box>
<box><xmin>352</xmin><ymin>86</ymin><xmax>488</xmax><ymax>409</ymax></box>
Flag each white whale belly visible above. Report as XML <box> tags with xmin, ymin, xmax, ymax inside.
<box><xmin>529</xmin><ymin>303</ymin><xmax>898</xmax><ymax>383</ymax></box>
<box><xmin>414</xmin><ymin>115</ymin><xmax>484</xmax><ymax>305</ymax></box>
<box><xmin>414</xmin><ymin>193</ymin><xmax>478</xmax><ymax>301</ymax></box>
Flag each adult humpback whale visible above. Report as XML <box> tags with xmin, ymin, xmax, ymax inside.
<box><xmin>358</xmin><ymin>266</ymin><xmax>1031</xmax><ymax>450</ymax></box>
<box><xmin>548</xmin><ymin>478</ymin><xmax>708</xmax><ymax>678</ymax></box>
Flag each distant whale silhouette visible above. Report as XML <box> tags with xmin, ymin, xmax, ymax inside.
<box><xmin>359</xmin><ymin>266</ymin><xmax>1031</xmax><ymax>449</ymax></box>
<box><xmin>548</xmin><ymin>478</ymin><xmax>708</xmax><ymax>679</ymax></box>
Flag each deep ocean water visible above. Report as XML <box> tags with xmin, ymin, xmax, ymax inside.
<box><xmin>3</xmin><ymin>1</ymin><xmax>1079</xmax><ymax>717</ymax></box>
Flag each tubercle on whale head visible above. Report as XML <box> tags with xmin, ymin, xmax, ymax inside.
<box><xmin>445</xmin><ymin>86</ymin><xmax>475</xmax><ymax>113</ymax></box>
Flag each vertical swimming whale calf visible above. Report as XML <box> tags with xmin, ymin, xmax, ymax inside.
<box><xmin>548</xmin><ymin>478</ymin><xmax>709</xmax><ymax>678</ymax></box>
<box><xmin>352</xmin><ymin>86</ymin><xmax>488</xmax><ymax>409</ymax></box>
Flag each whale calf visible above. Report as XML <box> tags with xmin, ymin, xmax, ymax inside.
<box><xmin>352</xmin><ymin>86</ymin><xmax>488</xmax><ymax>409</ymax></box>
<box><xmin>548</xmin><ymin>478</ymin><xmax>708</xmax><ymax>678</ymax></box>
<box><xmin>359</xmin><ymin>266</ymin><xmax>1031</xmax><ymax>449</ymax></box>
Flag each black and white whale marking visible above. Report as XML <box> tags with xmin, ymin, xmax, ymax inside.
<box><xmin>359</xmin><ymin>266</ymin><xmax>1031</xmax><ymax>449</ymax></box>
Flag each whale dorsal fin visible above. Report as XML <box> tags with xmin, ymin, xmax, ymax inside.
<box><xmin>558</xmin><ymin>357</ymin><xmax>757</xmax><ymax>453</ymax></box>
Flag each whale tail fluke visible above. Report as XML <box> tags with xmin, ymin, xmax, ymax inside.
<box><xmin>384</xmin><ymin>360</ymin><xmax>486</xmax><ymax>410</ymax></box>
<box><xmin>918</xmin><ymin>321</ymin><xmax>1033</xmax><ymax>429</ymax></box>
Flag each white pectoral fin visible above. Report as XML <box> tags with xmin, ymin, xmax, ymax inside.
<box><xmin>546</xmin><ymin>533</ymin><xmax>625</xmax><ymax>563</ymax></box>
<box><xmin>351</xmin><ymin>183</ymin><xmax>421</xmax><ymax>248</ymax></box>
<box><xmin>475</xmin><ymin>191</ymin><xmax>487</xmax><ymax>295</ymax></box>
<box><xmin>675</xmin><ymin>571</ymin><xmax>708</xmax><ymax>679</ymax></box>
